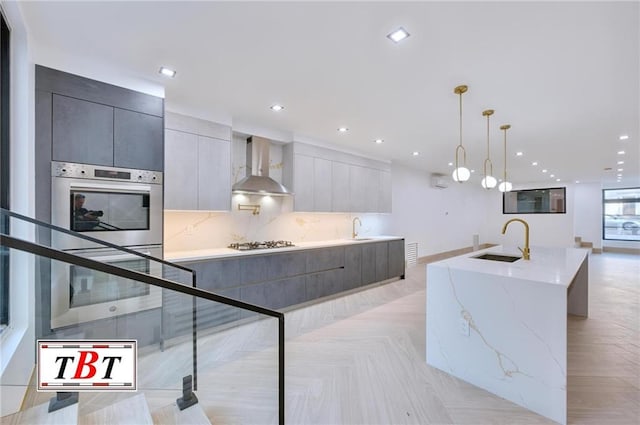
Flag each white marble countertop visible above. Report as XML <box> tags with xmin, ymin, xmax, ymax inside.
<box><xmin>429</xmin><ymin>244</ymin><xmax>589</xmax><ymax>287</ymax></box>
<box><xmin>165</xmin><ymin>235</ymin><xmax>404</xmax><ymax>262</ymax></box>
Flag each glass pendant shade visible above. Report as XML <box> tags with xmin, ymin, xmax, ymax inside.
<box><xmin>452</xmin><ymin>167</ymin><xmax>471</xmax><ymax>182</ymax></box>
<box><xmin>498</xmin><ymin>181</ymin><xmax>513</xmax><ymax>192</ymax></box>
<box><xmin>481</xmin><ymin>175</ymin><xmax>497</xmax><ymax>189</ymax></box>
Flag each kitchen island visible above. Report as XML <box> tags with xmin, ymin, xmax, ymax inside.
<box><xmin>426</xmin><ymin>245</ymin><xmax>589</xmax><ymax>425</ymax></box>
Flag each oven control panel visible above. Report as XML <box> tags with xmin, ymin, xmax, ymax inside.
<box><xmin>52</xmin><ymin>161</ymin><xmax>163</xmax><ymax>184</ymax></box>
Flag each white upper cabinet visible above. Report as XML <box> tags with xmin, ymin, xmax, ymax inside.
<box><xmin>284</xmin><ymin>142</ymin><xmax>391</xmax><ymax>213</ymax></box>
<box><xmin>164</xmin><ymin>112</ymin><xmax>231</xmax><ymax>211</ymax></box>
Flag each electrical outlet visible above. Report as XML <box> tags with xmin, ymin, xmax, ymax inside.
<box><xmin>459</xmin><ymin>317</ymin><xmax>470</xmax><ymax>337</ymax></box>
<box><xmin>185</xmin><ymin>225</ymin><xmax>195</xmax><ymax>235</ymax></box>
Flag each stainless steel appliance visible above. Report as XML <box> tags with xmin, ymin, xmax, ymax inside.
<box><xmin>51</xmin><ymin>161</ymin><xmax>163</xmax><ymax>250</ymax></box>
<box><xmin>50</xmin><ymin>245</ymin><xmax>162</xmax><ymax>329</ymax></box>
<box><xmin>227</xmin><ymin>240</ymin><xmax>294</xmax><ymax>251</ymax></box>
<box><xmin>50</xmin><ymin>161</ymin><xmax>164</xmax><ymax>328</ymax></box>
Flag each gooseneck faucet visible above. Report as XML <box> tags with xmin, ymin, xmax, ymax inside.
<box><xmin>502</xmin><ymin>218</ymin><xmax>531</xmax><ymax>260</ymax></box>
<box><xmin>352</xmin><ymin>217</ymin><xmax>362</xmax><ymax>239</ymax></box>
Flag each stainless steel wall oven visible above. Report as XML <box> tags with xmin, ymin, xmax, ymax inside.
<box><xmin>50</xmin><ymin>161</ymin><xmax>163</xmax><ymax>328</ymax></box>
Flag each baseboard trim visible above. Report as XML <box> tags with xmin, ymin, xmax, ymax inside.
<box><xmin>603</xmin><ymin>246</ymin><xmax>640</xmax><ymax>255</ymax></box>
<box><xmin>418</xmin><ymin>243</ymin><xmax>497</xmax><ymax>265</ymax></box>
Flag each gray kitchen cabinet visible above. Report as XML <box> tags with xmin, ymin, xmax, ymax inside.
<box><xmin>164</xmin><ymin>129</ymin><xmax>198</xmax><ymax>209</ymax></box>
<box><xmin>313</xmin><ymin>157</ymin><xmax>332</xmax><ymax>212</ymax></box>
<box><xmin>379</xmin><ymin>170</ymin><xmax>392</xmax><ymax>213</ymax></box>
<box><xmin>49</xmin><ymin>84</ymin><xmax>163</xmax><ymax>171</ymax></box>
<box><xmin>361</xmin><ymin>243</ymin><xmax>377</xmax><ymax>285</ymax></box>
<box><xmin>52</xmin><ymin>94</ymin><xmax>114</xmax><ymax>166</ymax></box>
<box><xmin>375</xmin><ymin>242</ymin><xmax>389</xmax><ymax>282</ymax></box>
<box><xmin>114</xmin><ymin>108</ymin><xmax>164</xmax><ymax>171</ymax></box>
<box><xmin>164</xmin><ymin>130</ymin><xmax>231</xmax><ymax>211</ymax></box>
<box><xmin>198</xmin><ymin>135</ymin><xmax>231</xmax><ymax>211</ymax></box>
<box><xmin>293</xmin><ymin>154</ymin><xmax>314</xmax><ymax>211</ymax></box>
<box><xmin>388</xmin><ymin>239</ymin><xmax>405</xmax><ymax>278</ymax></box>
<box><xmin>331</xmin><ymin>161</ymin><xmax>350</xmax><ymax>212</ymax></box>
<box><xmin>343</xmin><ymin>245</ymin><xmax>362</xmax><ymax>290</ymax></box>
<box><xmin>170</xmin><ymin>238</ymin><xmax>404</xmax><ymax>333</ymax></box>
<box><xmin>284</xmin><ymin>142</ymin><xmax>392</xmax><ymax>213</ymax></box>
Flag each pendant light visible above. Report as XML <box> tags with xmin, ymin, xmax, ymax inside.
<box><xmin>451</xmin><ymin>85</ymin><xmax>470</xmax><ymax>182</ymax></box>
<box><xmin>481</xmin><ymin>109</ymin><xmax>497</xmax><ymax>189</ymax></box>
<box><xmin>498</xmin><ymin>124</ymin><xmax>513</xmax><ymax>192</ymax></box>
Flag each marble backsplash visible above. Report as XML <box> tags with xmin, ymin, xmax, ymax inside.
<box><xmin>164</xmin><ymin>194</ymin><xmax>391</xmax><ymax>252</ymax></box>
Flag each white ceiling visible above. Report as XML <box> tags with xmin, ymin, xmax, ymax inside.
<box><xmin>20</xmin><ymin>1</ymin><xmax>639</xmax><ymax>186</ymax></box>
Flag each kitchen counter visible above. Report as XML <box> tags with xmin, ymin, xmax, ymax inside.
<box><xmin>164</xmin><ymin>235</ymin><xmax>403</xmax><ymax>262</ymax></box>
<box><xmin>426</xmin><ymin>245</ymin><xmax>589</xmax><ymax>425</ymax></box>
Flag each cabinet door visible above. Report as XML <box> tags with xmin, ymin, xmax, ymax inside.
<box><xmin>375</xmin><ymin>242</ymin><xmax>389</xmax><ymax>282</ymax></box>
<box><xmin>343</xmin><ymin>245</ymin><xmax>362</xmax><ymax>290</ymax></box>
<box><xmin>164</xmin><ymin>129</ymin><xmax>198</xmax><ymax>209</ymax></box>
<box><xmin>313</xmin><ymin>157</ymin><xmax>332</xmax><ymax>212</ymax></box>
<box><xmin>388</xmin><ymin>239</ymin><xmax>405</xmax><ymax>278</ymax></box>
<box><xmin>198</xmin><ymin>136</ymin><xmax>231</xmax><ymax>211</ymax></box>
<box><xmin>379</xmin><ymin>170</ymin><xmax>392</xmax><ymax>213</ymax></box>
<box><xmin>349</xmin><ymin>165</ymin><xmax>367</xmax><ymax>212</ymax></box>
<box><xmin>364</xmin><ymin>167</ymin><xmax>379</xmax><ymax>212</ymax></box>
<box><xmin>331</xmin><ymin>161</ymin><xmax>350</xmax><ymax>212</ymax></box>
<box><xmin>114</xmin><ymin>108</ymin><xmax>164</xmax><ymax>171</ymax></box>
<box><xmin>361</xmin><ymin>243</ymin><xmax>377</xmax><ymax>285</ymax></box>
<box><xmin>52</xmin><ymin>94</ymin><xmax>114</xmax><ymax>166</ymax></box>
<box><xmin>293</xmin><ymin>154</ymin><xmax>314</xmax><ymax>211</ymax></box>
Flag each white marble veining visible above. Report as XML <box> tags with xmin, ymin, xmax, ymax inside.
<box><xmin>165</xmin><ymin>236</ymin><xmax>403</xmax><ymax>262</ymax></box>
<box><xmin>426</xmin><ymin>246</ymin><xmax>589</xmax><ymax>425</ymax></box>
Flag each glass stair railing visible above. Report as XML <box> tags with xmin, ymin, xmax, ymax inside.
<box><xmin>0</xmin><ymin>208</ymin><xmax>285</xmax><ymax>424</ymax></box>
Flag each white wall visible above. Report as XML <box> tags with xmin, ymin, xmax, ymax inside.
<box><xmin>574</xmin><ymin>183</ymin><xmax>603</xmax><ymax>250</ymax></box>
<box><xmin>390</xmin><ymin>164</ymin><xmax>492</xmax><ymax>258</ymax></box>
<box><xmin>0</xmin><ymin>0</ymin><xmax>36</xmax><ymax>416</ymax></box>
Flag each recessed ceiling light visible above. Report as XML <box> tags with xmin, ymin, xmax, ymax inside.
<box><xmin>412</xmin><ymin>151</ymin><xmax>419</xmax><ymax>156</ymax></box>
<box><xmin>516</xmin><ymin>152</ymin><xmax>523</xmax><ymax>156</ymax></box>
<box><xmin>159</xmin><ymin>66</ymin><xmax>176</xmax><ymax>78</ymax></box>
<box><xmin>617</xmin><ymin>161</ymin><xmax>625</xmax><ymax>165</ymax></box>
<box><xmin>556</xmin><ymin>178</ymin><xmax>561</xmax><ymax>182</ymax></box>
<box><xmin>618</xmin><ymin>168</ymin><xmax>624</xmax><ymax>172</ymax></box>
<box><xmin>619</xmin><ymin>134</ymin><xmax>629</xmax><ymax>140</ymax></box>
<box><xmin>270</xmin><ymin>104</ymin><xmax>284</xmax><ymax>111</ymax></box>
<box><xmin>618</xmin><ymin>150</ymin><xmax>625</xmax><ymax>155</ymax></box>
<box><xmin>575</xmin><ymin>180</ymin><xmax>580</xmax><ymax>184</ymax></box>
<box><xmin>448</xmin><ymin>162</ymin><xmax>453</xmax><ymax>166</ymax></box>
<box><xmin>617</xmin><ymin>173</ymin><xmax>623</xmax><ymax>177</ymax></box>
<box><xmin>374</xmin><ymin>139</ymin><xmax>384</xmax><ymax>144</ymax></box>
<box><xmin>542</xmin><ymin>169</ymin><xmax>548</xmax><ymax>173</ymax></box>
<box><xmin>550</xmin><ymin>174</ymin><xmax>555</xmax><ymax>178</ymax></box>
<box><xmin>532</xmin><ymin>162</ymin><xmax>538</xmax><ymax>166</ymax></box>
<box><xmin>338</xmin><ymin>127</ymin><xmax>349</xmax><ymax>133</ymax></box>
<box><xmin>471</xmin><ymin>169</ymin><xmax>475</xmax><ymax>173</ymax></box>
<box><xmin>387</xmin><ymin>27</ymin><xmax>410</xmax><ymax>43</ymax></box>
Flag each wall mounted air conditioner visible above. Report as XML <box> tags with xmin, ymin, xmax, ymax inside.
<box><xmin>431</xmin><ymin>173</ymin><xmax>448</xmax><ymax>189</ymax></box>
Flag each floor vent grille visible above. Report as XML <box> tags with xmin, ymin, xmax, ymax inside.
<box><xmin>406</xmin><ymin>242</ymin><xmax>418</xmax><ymax>267</ymax></box>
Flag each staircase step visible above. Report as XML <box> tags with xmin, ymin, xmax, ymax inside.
<box><xmin>151</xmin><ymin>400</ymin><xmax>211</xmax><ymax>425</ymax></box>
<box><xmin>78</xmin><ymin>393</ymin><xmax>152</xmax><ymax>425</ymax></box>
<box><xmin>1</xmin><ymin>399</ymin><xmax>78</xmax><ymax>425</ymax></box>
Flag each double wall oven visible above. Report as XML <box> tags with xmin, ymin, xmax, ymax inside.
<box><xmin>50</xmin><ymin>161</ymin><xmax>163</xmax><ymax>329</ymax></box>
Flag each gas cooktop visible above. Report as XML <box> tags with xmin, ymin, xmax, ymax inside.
<box><xmin>227</xmin><ymin>240</ymin><xmax>295</xmax><ymax>251</ymax></box>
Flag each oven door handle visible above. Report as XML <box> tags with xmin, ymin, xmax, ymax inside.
<box><xmin>70</xmin><ymin>182</ymin><xmax>152</xmax><ymax>193</ymax></box>
<box><xmin>89</xmin><ymin>251</ymin><xmax>153</xmax><ymax>263</ymax></box>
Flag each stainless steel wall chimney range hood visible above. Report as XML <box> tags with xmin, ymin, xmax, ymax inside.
<box><xmin>232</xmin><ymin>136</ymin><xmax>293</xmax><ymax>196</ymax></box>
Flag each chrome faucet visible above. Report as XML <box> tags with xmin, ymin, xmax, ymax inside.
<box><xmin>352</xmin><ymin>217</ymin><xmax>362</xmax><ymax>239</ymax></box>
<box><xmin>502</xmin><ymin>218</ymin><xmax>531</xmax><ymax>260</ymax></box>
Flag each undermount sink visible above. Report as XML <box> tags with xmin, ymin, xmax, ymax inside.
<box><xmin>473</xmin><ymin>253</ymin><xmax>521</xmax><ymax>263</ymax></box>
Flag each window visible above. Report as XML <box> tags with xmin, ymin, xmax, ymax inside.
<box><xmin>0</xmin><ymin>10</ymin><xmax>10</xmax><ymax>326</ymax></box>
<box><xmin>603</xmin><ymin>188</ymin><xmax>640</xmax><ymax>241</ymax></box>
<box><xmin>503</xmin><ymin>187</ymin><xmax>566</xmax><ymax>214</ymax></box>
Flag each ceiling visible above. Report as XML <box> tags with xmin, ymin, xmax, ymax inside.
<box><xmin>20</xmin><ymin>1</ymin><xmax>639</xmax><ymax>186</ymax></box>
